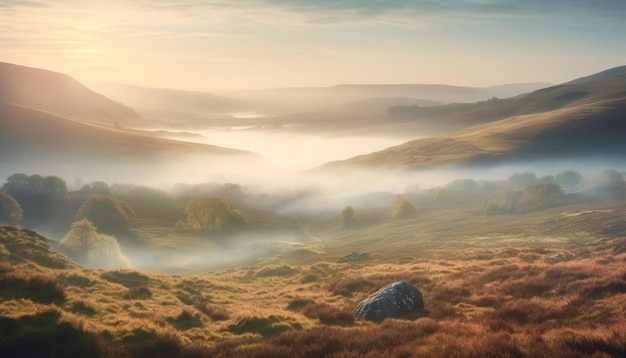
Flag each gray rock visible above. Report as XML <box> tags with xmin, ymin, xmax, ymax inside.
<box><xmin>353</xmin><ymin>281</ymin><xmax>425</xmax><ymax>322</ymax></box>
<box><xmin>337</xmin><ymin>252</ymin><xmax>371</xmax><ymax>263</ymax></box>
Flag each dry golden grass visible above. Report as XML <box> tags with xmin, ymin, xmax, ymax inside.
<box><xmin>1</xmin><ymin>195</ymin><xmax>626</xmax><ymax>357</ymax></box>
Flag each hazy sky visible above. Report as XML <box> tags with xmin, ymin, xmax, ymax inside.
<box><xmin>2</xmin><ymin>0</ymin><xmax>625</xmax><ymax>91</ymax></box>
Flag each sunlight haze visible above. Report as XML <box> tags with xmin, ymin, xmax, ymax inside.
<box><xmin>2</xmin><ymin>0</ymin><xmax>625</xmax><ymax>91</ymax></box>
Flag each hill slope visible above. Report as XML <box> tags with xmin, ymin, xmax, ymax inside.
<box><xmin>0</xmin><ymin>62</ymin><xmax>139</xmax><ymax>125</ymax></box>
<box><xmin>319</xmin><ymin>66</ymin><xmax>626</xmax><ymax>170</ymax></box>
<box><xmin>0</xmin><ymin>225</ymin><xmax>76</xmax><ymax>269</ymax></box>
<box><xmin>83</xmin><ymin>80</ymin><xmax>246</xmax><ymax>115</ymax></box>
<box><xmin>0</xmin><ymin>102</ymin><xmax>251</xmax><ymax>161</ymax></box>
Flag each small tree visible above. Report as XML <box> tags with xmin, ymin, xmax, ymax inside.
<box><xmin>339</xmin><ymin>206</ymin><xmax>355</xmax><ymax>228</ymax></box>
<box><xmin>76</xmin><ymin>195</ymin><xmax>134</xmax><ymax>234</ymax></box>
<box><xmin>59</xmin><ymin>219</ymin><xmax>129</xmax><ymax>268</ymax></box>
<box><xmin>184</xmin><ymin>197</ymin><xmax>244</xmax><ymax>231</ymax></box>
<box><xmin>434</xmin><ymin>187</ymin><xmax>449</xmax><ymax>201</ymax></box>
<box><xmin>391</xmin><ymin>197</ymin><xmax>418</xmax><ymax>219</ymax></box>
<box><xmin>0</xmin><ymin>192</ymin><xmax>23</xmax><ymax>222</ymax></box>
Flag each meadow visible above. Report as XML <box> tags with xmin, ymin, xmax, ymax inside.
<box><xmin>1</xmin><ymin>169</ymin><xmax>625</xmax><ymax>357</ymax></box>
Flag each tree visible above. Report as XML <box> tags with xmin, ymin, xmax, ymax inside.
<box><xmin>2</xmin><ymin>173</ymin><xmax>68</xmax><ymax>222</ymax></box>
<box><xmin>518</xmin><ymin>183</ymin><xmax>564</xmax><ymax>212</ymax></box>
<box><xmin>339</xmin><ymin>206</ymin><xmax>355</xmax><ymax>228</ymax></box>
<box><xmin>391</xmin><ymin>197</ymin><xmax>418</xmax><ymax>219</ymax></box>
<box><xmin>0</xmin><ymin>192</ymin><xmax>23</xmax><ymax>222</ymax></box>
<box><xmin>555</xmin><ymin>170</ymin><xmax>582</xmax><ymax>189</ymax></box>
<box><xmin>76</xmin><ymin>195</ymin><xmax>134</xmax><ymax>234</ymax></box>
<box><xmin>183</xmin><ymin>197</ymin><xmax>244</xmax><ymax>231</ymax></box>
<box><xmin>80</xmin><ymin>181</ymin><xmax>111</xmax><ymax>195</ymax></box>
<box><xmin>59</xmin><ymin>219</ymin><xmax>129</xmax><ymax>268</ymax></box>
<box><xmin>508</xmin><ymin>172</ymin><xmax>537</xmax><ymax>187</ymax></box>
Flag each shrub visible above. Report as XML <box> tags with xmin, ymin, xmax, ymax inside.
<box><xmin>123</xmin><ymin>287</ymin><xmax>153</xmax><ymax>300</ymax></box>
<box><xmin>302</xmin><ymin>302</ymin><xmax>355</xmax><ymax>326</ymax></box>
<box><xmin>57</xmin><ymin>273</ymin><xmax>94</xmax><ymax>288</ymax></box>
<box><xmin>0</xmin><ymin>272</ymin><xmax>66</xmax><ymax>305</ymax></box>
<box><xmin>68</xmin><ymin>301</ymin><xmax>96</xmax><ymax>316</ymax></box>
<box><xmin>391</xmin><ymin>197</ymin><xmax>418</xmax><ymax>219</ymax></box>
<box><xmin>167</xmin><ymin>310</ymin><xmax>203</xmax><ymax>331</ymax></box>
<box><xmin>194</xmin><ymin>303</ymin><xmax>230</xmax><ymax>321</ymax></box>
<box><xmin>0</xmin><ymin>310</ymin><xmax>101</xmax><ymax>358</ymax></box>
<box><xmin>255</xmin><ymin>265</ymin><xmax>299</xmax><ymax>277</ymax></box>
<box><xmin>338</xmin><ymin>206</ymin><xmax>355</xmax><ymax>228</ymax></box>
<box><xmin>0</xmin><ymin>192</ymin><xmax>23</xmax><ymax>222</ymax></box>
<box><xmin>227</xmin><ymin>316</ymin><xmax>301</xmax><ymax>337</ymax></box>
<box><xmin>100</xmin><ymin>270</ymin><xmax>149</xmax><ymax>288</ymax></box>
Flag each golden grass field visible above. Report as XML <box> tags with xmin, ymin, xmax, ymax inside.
<box><xmin>1</xmin><ymin>187</ymin><xmax>625</xmax><ymax>357</ymax></box>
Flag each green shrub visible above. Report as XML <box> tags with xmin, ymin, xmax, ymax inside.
<box><xmin>391</xmin><ymin>197</ymin><xmax>418</xmax><ymax>219</ymax></box>
<box><xmin>167</xmin><ymin>310</ymin><xmax>203</xmax><ymax>331</ymax></box>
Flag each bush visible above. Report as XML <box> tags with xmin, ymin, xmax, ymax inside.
<box><xmin>226</xmin><ymin>316</ymin><xmax>301</xmax><ymax>338</ymax></box>
<box><xmin>0</xmin><ymin>272</ymin><xmax>66</xmax><ymax>305</ymax></box>
<box><xmin>0</xmin><ymin>310</ymin><xmax>101</xmax><ymax>358</ymax></box>
<box><xmin>391</xmin><ymin>197</ymin><xmax>418</xmax><ymax>219</ymax></box>
<box><xmin>76</xmin><ymin>195</ymin><xmax>134</xmax><ymax>234</ymax></box>
<box><xmin>167</xmin><ymin>310</ymin><xmax>203</xmax><ymax>331</ymax></box>
<box><xmin>338</xmin><ymin>206</ymin><xmax>355</xmax><ymax>228</ymax></box>
<box><xmin>100</xmin><ymin>270</ymin><xmax>149</xmax><ymax>288</ymax></box>
<box><xmin>123</xmin><ymin>287</ymin><xmax>153</xmax><ymax>300</ymax></box>
<box><xmin>68</xmin><ymin>301</ymin><xmax>96</xmax><ymax>316</ymax></box>
<box><xmin>0</xmin><ymin>192</ymin><xmax>23</xmax><ymax>223</ymax></box>
<box><xmin>483</xmin><ymin>183</ymin><xmax>564</xmax><ymax>214</ymax></box>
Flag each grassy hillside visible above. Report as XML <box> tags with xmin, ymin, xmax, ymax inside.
<box><xmin>319</xmin><ymin>66</ymin><xmax>626</xmax><ymax>170</ymax></box>
<box><xmin>0</xmin><ymin>102</ymin><xmax>253</xmax><ymax>161</ymax></box>
<box><xmin>1</xmin><ymin>188</ymin><xmax>626</xmax><ymax>357</ymax></box>
<box><xmin>0</xmin><ymin>62</ymin><xmax>139</xmax><ymax>125</ymax></box>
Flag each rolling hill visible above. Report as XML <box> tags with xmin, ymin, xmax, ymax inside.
<box><xmin>0</xmin><ymin>62</ymin><xmax>255</xmax><ymax>160</ymax></box>
<box><xmin>0</xmin><ymin>102</ymin><xmax>250</xmax><ymax>161</ymax></box>
<box><xmin>0</xmin><ymin>62</ymin><xmax>139</xmax><ymax>125</ymax></box>
<box><xmin>83</xmin><ymin>80</ymin><xmax>247</xmax><ymax>116</ymax></box>
<box><xmin>319</xmin><ymin>66</ymin><xmax>626</xmax><ymax>170</ymax></box>
<box><xmin>225</xmin><ymin>82</ymin><xmax>551</xmax><ymax>115</ymax></box>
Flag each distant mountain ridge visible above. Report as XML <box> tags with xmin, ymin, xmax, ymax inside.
<box><xmin>319</xmin><ymin>65</ymin><xmax>626</xmax><ymax>170</ymax></box>
<box><xmin>226</xmin><ymin>82</ymin><xmax>552</xmax><ymax>114</ymax></box>
<box><xmin>83</xmin><ymin>80</ymin><xmax>246</xmax><ymax>116</ymax></box>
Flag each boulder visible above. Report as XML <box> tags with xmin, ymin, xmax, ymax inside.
<box><xmin>353</xmin><ymin>281</ymin><xmax>425</xmax><ymax>322</ymax></box>
<box><xmin>337</xmin><ymin>252</ymin><xmax>370</xmax><ymax>263</ymax></box>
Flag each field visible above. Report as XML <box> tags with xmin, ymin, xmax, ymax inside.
<box><xmin>2</xmin><ymin>181</ymin><xmax>626</xmax><ymax>357</ymax></box>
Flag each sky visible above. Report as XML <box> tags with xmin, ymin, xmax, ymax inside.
<box><xmin>1</xmin><ymin>0</ymin><xmax>626</xmax><ymax>91</ymax></box>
